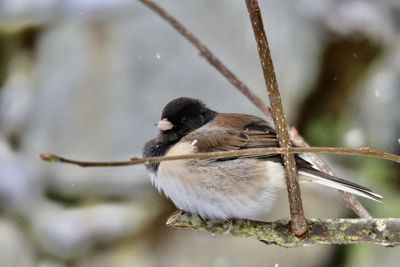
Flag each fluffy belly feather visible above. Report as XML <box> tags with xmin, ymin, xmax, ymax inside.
<box><xmin>152</xmin><ymin>142</ymin><xmax>285</xmax><ymax>219</ymax></box>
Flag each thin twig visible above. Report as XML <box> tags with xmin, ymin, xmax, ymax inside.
<box><xmin>166</xmin><ymin>211</ymin><xmax>400</xmax><ymax>247</ymax></box>
<box><xmin>245</xmin><ymin>0</ymin><xmax>307</xmax><ymax>236</ymax></box>
<box><xmin>137</xmin><ymin>0</ymin><xmax>370</xmax><ymax>218</ymax></box>
<box><xmin>40</xmin><ymin>146</ymin><xmax>400</xmax><ymax>167</ymax></box>
<box><xmin>139</xmin><ymin>0</ymin><xmax>269</xmax><ymax>115</ymax></box>
<box><xmin>289</xmin><ymin>128</ymin><xmax>372</xmax><ymax>218</ymax></box>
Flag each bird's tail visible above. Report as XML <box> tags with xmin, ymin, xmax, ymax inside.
<box><xmin>299</xmin><ymin>169</ymin><xmax>383</xmax><ymax>202</ymax></box>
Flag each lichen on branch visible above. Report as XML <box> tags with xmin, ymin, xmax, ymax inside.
<box><xmin>167</xmin><ymin>211</ymin><xmax>400</xmax><ymax>248</ymax></box>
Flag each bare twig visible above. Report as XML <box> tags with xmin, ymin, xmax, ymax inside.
<box><xmin>340</xmin><ymin>192</ymin><xmax>372</xmax><ymax>218</ymax></box>
<box><xmin>245</xmin><ymin>0</ymin><xmax>307</xmax><ymax>235</ymax></box>
<box><xmin>40</xmin><ymin>146</ymin><xmax>400</xmax><ymax>167</ymax></box>
<box><xmin>139</xmin><ymin>0</ymin><xmax>269</xmax><ymax>115</ymax></box>
<box><xmin>166</xmin><ymin>211</ymin><xmax>400</xmax><ymax>247</ymax></box>
<box><xmin>290</xmin><ymin>129</ymin><xmax>372</xmax><ymax>218</ymax></box>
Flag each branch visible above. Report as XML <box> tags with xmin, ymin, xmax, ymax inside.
<box><xmin>290</xmin><ymin>128</ymin><xmax>372</xmax><ymax>219</ymax></box>
<box><xmin>245</xmin><ymin>0</ymin><xmax>307</xmax><ymax>235</ymax></box>
<box><xmin>166</xmin><ymin>211</ymin><xmax>400</xmax><ymax>247</ymax></box>
<box><xmin>40</xmin><ymin>146</ymin><xmax>400</xmax><ymax>167</ymax></box>
<box><xmin>138</xmin><ymin>0</ymin><xmax>269</xmax><ymax>115</ymax></box>
<box><xmin>137</xmin><ymin>0</ymin><xmax>371</xmax><ymax>219</ymax></box>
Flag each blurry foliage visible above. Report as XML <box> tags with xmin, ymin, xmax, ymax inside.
<box><xmin>0</xmin><ymin>31</ymin><xmax>14</xmax><ymax>87</ymax></box>
<box><xmin>297</xmin><ymin>35</ymin><xmax>383</xmax><ymax>147</ymax></box>
<box><xmin>0</xmin><ymin>25</ymin><xmax>40</xmax><ymax>150</ymax></box>
<box><xmin>305</xmin><ymin>113</ymin><xmax>348</xmax><ymax>146</ymax></box>
<box><xmin>0</xmin><ymin>26</ymin><xmax>40</xmax><ymax>87</ymax></box>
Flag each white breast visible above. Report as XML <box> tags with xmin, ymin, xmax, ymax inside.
<box><xmin>151</xmin><ymin>142</ymin><xmax>286</xmax><ymax>219</ymax></box>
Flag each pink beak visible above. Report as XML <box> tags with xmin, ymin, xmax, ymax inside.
<box><xmin>156</xmin><ymin>118</ymin><xmax>174</xmax><ymax>131</ymax></box>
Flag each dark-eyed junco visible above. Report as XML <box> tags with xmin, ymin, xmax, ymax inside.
<box><xmin>143</xmin><ymin>97</ymin><xmax>382</xmax><ymax>220</ymax></box>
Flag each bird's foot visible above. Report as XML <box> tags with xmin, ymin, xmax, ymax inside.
<box><xmin>223</xmin><ymin>218</ymin><xmax>233</xmax><ymax>234</ymax></box>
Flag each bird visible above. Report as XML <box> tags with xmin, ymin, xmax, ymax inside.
<box><xmin>142</xmin><ymin>97</ymin><xmax>382</xmax><ymax>220</ymax></box>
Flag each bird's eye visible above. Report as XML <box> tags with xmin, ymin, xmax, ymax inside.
<box><xmin>181</xmin><ymin>117</ymin><xmax>188</xmax><ymax>124</ymax></box>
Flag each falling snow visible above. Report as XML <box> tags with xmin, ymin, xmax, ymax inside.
<box><xmin>156</xmin><ymin>52</ymin><xmax>161</xmax><ymax>59</ymax></box>
<box><xmin>374</xmin><ymin>90</ymin><xmax>381</xmax><ymax>98</ymax></box>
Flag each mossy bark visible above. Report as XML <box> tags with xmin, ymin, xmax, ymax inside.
<box><xmin>167</xmin><ymin>211</ymin><xmax>400</xmax><ymax>248</ymax></box>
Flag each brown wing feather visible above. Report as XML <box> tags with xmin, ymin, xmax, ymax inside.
<box><xmin>181</xmin><ymin>113</ymin><xmax>279</xmax><ymax>152</ymax></box>
<box><xmin>183</xmin><ymin>128</ymin><xmax>249</xmax><ymax>152</ymax></box>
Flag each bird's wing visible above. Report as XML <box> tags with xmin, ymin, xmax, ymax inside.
<box><xmin>181</xmin><ymin>113</ymin><xmax>383</xmax><ymax>202</ymax></box>
<box><xmin>181</xmin><ymin>113</ymin><xmax>280</xmax><ymax>153</ymax></box>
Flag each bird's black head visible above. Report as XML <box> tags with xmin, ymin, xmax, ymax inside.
<box><xmin>157</xmin><ymin>97</ymin><xmax>216</xmax><ymax>142</ymax></box>
<box><xmin>142</xmin><ymin>97</ymin><xmax>216</xmax><ymax>172</ymax></box>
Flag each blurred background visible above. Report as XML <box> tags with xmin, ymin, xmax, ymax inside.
<box><xmin>0</xmin><ymin>0</ymin><xmax>399</xmax><ymax>266</ymax></box>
